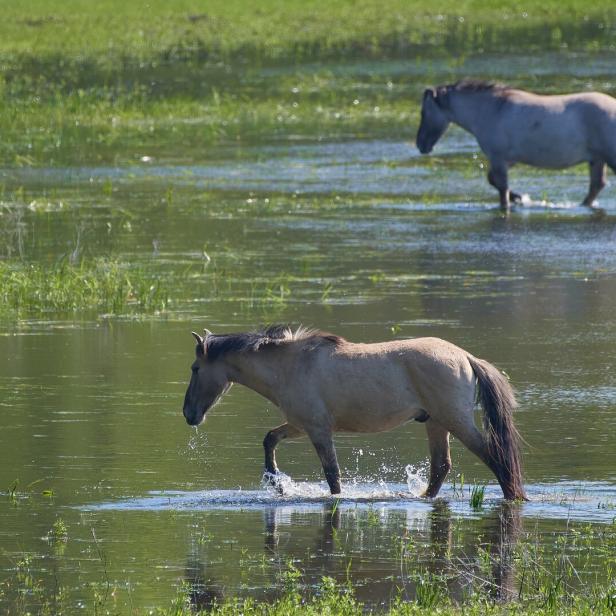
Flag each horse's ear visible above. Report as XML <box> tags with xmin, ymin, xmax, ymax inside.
<box><xmin>191</xmin><ymin>331</ymin><xmax>205</xmax><ymax>356</ymax></box>
<box><xmin>423</xmin><ymin>88</ymin><xmax>436</xmax><ymax>101</ymax></box>
<box><xmin>203</xmin><ymin>328</ymin><xmax>212</xmax><ymax>338</ymax></box>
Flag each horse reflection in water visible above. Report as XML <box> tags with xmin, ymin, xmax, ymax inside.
<box><xmin>182</xmin><ymin>557</ymin><xmax>223</xmax><ymax>611</ymax></box>
<box><xmin>261</xmin><ymin>501</ymin><xmax>522</xmax><ymax>604</ymax></box>
<box><xmin>182</xmin><ymin>325</ymin><xmax>526</xmax><ymax>500</ymax></box>
<box><xmin>265</xmin><ymin>502</ymin><xmax>341</xmax><ymax>558</ymax></box>
<box><xmin>423</xmin><ymin>501</ymin><xmax>522</xmax><ymax>602</ymax></box>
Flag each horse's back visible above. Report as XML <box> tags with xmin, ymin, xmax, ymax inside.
<box><xmin>307</xmin><ymin>337</ymin><xmax>476</xmax><ymax>431</ymax></box>
<box><xmin>494</xmin><ymin>90</ymin><xmax>616</xmax><ymax>167</ymax></box>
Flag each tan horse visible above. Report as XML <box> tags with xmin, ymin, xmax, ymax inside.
<box><xmin>182</xmin><ymin>325</ymin><xmax>527</xmax><ymax>501</ymax></box>
<box><xmin>416</xmin><ymin>79</ymin><xmax>616</xmax><ymax>211</ymax></box>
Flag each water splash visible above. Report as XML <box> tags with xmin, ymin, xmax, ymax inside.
<box><xmin>182</xmin><ymin>425</ymin><xmax>208</xmax><ymax>463</ymax></box>
<box><xmin>83</xmin><ymin>480</ymin><xmax>616</xmax><ymax>523</ymax></box>
<box><xmin>261</xmin><ymin>471</ymin><xmax>313</xmax><ymax>497</ymax></box>
<box><xmin>519</xmin><ymin>194</ymin><xmax>580</xmax><ymax>210</ymax></box>
<box><xmin>405</xmin><ymin>464</ymin><xmax>428</xmax><ymax>497</ymax></box>
<box><xmin>260</xmin><ymin>467</ymin><xmax>428</xmax><ymax>500</ymax></box>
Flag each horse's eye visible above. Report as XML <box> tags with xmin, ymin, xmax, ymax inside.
<box><xmin>192</xmin><ymin>366</ymin><xmax>199</xmax><ymax>374</ymax></box>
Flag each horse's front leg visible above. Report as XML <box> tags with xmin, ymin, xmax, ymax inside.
<box><xmin>263</xmin><ymin>423</ymin><xmax>303</xmax><ymax>480</ymax></box>
<box><xmin>582</xmin><ymin>160</ymin><xmax>606</xmax><ymax>206</ymax></box>
<box><xmin>309</xmin><ymin>431</ymin><xmax>341</xmax><ymax>494</ymax></box>
<box><xmin>487</xmin><ymin>163</ymin><xmax>511</xmax><ymax>213</ymax></box>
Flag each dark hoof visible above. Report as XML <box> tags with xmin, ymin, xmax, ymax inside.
<box><xmin>262</xmin><ymin>471</ymin><xmax>288</xmax><ymax>495</ymax></box>
<box><xmin>509</xmin><ymin>191</ymin><xmax>523</xmax><ymax>203</ymax></box>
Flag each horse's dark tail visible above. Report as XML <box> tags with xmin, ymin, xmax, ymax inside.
<box><xmin>467</xmin><ymin>356</ymin><xmax>527</xmax><ymax>501</ymax></box>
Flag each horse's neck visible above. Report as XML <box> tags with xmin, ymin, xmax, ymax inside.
<box><xmin>223</xmin><ymin>349</ymin><xmax>287</xmax><ymax>406</ymax></box>
<box><xmin>449</xmin><ymin>92</ymin><xmax>493</xmax><ymax>136</ymax></box>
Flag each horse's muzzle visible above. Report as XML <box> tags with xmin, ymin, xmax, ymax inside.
<box><xmin>183</xmin><ymin>407</ymin><xmax>205</xmax><ymax>426</ymax></box>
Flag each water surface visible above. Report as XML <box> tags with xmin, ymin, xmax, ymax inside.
<box><xmin>2</xmin><ymin>50</ymin><xmax>616</xmax><ymax>613</ymax></box>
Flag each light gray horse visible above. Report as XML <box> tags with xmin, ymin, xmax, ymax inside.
<box><xmin>416</xmin><ymin>79</ymin><xmax>616</xmax><ymax>211</ymax></box>
<box><xmin>182</xmin><ymin>325</ymin><xmax>527</xmax><ymax>501</ymax></box>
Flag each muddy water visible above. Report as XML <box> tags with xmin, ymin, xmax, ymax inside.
<box><xmin>2</xmin><ymin>56</ymin><xmax>616</xmax><ymax>612</ymax></box>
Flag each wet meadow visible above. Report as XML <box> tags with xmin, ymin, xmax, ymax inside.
<box><xmin>1</xmin><ymin>1</ymin><xmax>616</xmax><ymax>614</ymax></box>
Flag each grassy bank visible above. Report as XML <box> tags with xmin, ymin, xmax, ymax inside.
<box><xmin>3</xmin><ymin>0</ymin><xmax>616</xmax><ymax>65</ymax></box>
<box><xmin>1</xmin><ymin>1</ymin><xmax>616</xmax><ymax>166</ymax></box>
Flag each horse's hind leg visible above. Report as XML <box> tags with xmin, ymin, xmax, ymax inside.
<box><xmin>448</xmin><ymin>417</ymin><xmax>516</xmax><ymax>499</ymax></box>
<box><xmin>263</xmin><ymin>423</ymin><xmax>303</xmax><ymax>477</ymax></box>
<box><xmin>423</xmin><ymin>419</ymin><xmax>452</xmax><ymax>498</ymax></box>
<box><xmin>583</xmin><ymin>160</ymin><xmax>607</xmax><ymax>206</ymax></box>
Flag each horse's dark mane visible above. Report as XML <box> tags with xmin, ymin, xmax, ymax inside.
<box><xmin>449</xmin><ymin>79</ymin><xmax>509</xmax><ymax>93</ymax></box>
<box><xmin>205</xmin><ymin>325</ymin><xmax>344</xmax><ymax>360</ymax></box>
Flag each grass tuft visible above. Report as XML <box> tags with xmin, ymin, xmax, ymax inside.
<box><xmin>0</xmin><ymin>258</ymin><xmax>169</xmax><ymax>317</ymax></box>
<box><xmin>469</xmin><ymin>483</ymin><xmax>486</xmax><ymax>510</ymax></box>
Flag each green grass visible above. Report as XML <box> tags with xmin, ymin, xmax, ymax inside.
<box><xmin>469</xmin><ymin>483</ymin><xmax>487</xmax><ymax>510</ymax></box>
<box><xmin>0</xmin><ymin>86</ymin><xmax>415</xmax><ymax>166</ymax></box>
<box><xmin>48</xmin><ymin>573</ymin><xmax>616</xmax><ymax>615</ymax></box>
<box><xmin>4</xmin><ymin>567</ymin><xmax>616</xmax><ymax>615</ymax></box>
<box><xmin>2</xmin><ymin>0</ymin><xmax>616</xmax><ymax>64</ymax></box>
<box><xmin>0</xmin><ymin>258</ymin><xmax>169</xmax><ymax>317</ymax></box>
<box><xmin>1</xmin><ymin>1</ymin><xmax>616</xmax><ymax>166</ymax></box>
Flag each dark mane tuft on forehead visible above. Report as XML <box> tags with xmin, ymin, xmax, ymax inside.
<box><xmin>204</xmin><ymin>325</ymin><xmax>344</xmax><ymax>360</ymax></box>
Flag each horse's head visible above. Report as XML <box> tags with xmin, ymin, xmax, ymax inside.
<box><xmin>182</xmin><ymin>331</ymin><xmax>230</xmax><ymax>426</ymax></box>
<box><xmin>416</xmin><ymin>88</ymin><xmax>450</xmax><ymax>154</ymax></box>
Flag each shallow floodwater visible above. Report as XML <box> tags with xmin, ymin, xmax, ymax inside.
<box><xmin>2</xmin><ymin>51</ymin><xmax>616</xmax><ymax>613</ymax></box>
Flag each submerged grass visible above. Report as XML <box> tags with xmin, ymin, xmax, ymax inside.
<box><xmin>0</xmin><ymin>258</ymin><xmax>169</xmax><ymax>317</ymax></box>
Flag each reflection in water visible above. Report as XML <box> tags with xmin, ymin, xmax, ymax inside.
<box><xmin>488</xmin><ymin>503</ymin><xmax>523</xmax><ymax>602</ymax></box>
<box><xmin>435</xmin><ymin>502</ymin><xmax>523</xmax><ymax>603</ymax></box>
<box><xmin>184</xmin><ymin>556</ymin><xmax>224</xmax><ymax>611</ymax></box>
<box><xmin>259</xmin><ymin>499</ymin><xmax>522</xmax><ymax>604</ymax></box>
<box><xmin>265</xmin><ymin>500</ymin><xmax>342</xmax><ymax>562</ymax></box>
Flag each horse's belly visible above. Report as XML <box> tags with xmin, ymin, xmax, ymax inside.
<box><xmin>333</xmin><ymin>407</ymin><xmax>421</xmax><ymax>433</ymax></box>
<box><xmin>511</xmin><ymin>128</ymin><xmax>589</xmax><ymax>168</ymax></box>
<box><xmin>515</xmin><ymin>150</ymin><xmax>588</xmax><ymax>169</ymax></box>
